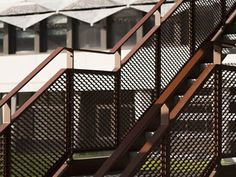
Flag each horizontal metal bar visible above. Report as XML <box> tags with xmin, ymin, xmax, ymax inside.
<box><xmin>0</xmin><ymin>69</ymin><xmax>67</xmax><ymax>136</ymax></box>
<box><xmin>0</xmin><ymin>47</ymin><xmax>72</xmax><ymax>108</ymax></box>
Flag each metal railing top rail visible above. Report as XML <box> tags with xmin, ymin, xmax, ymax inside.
<box><xmin>0</xmin><ymin>69</ymin><xmax>67</xmax><ymax>136</ymax></box>
<box><xmin>0</xmin><ymin>0</ymin><xmax>175</xmax><ymax>110</ymax></box>
<box><xmin>0</xmin><ymin>47</ymin><xmax>72</xmax><ymax>108</ymax></box>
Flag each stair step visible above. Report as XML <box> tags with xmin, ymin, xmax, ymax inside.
<box><xmin>72</xmin><ymin>151</ymin><xmax>113</xmax><ymax>160</ymax></box>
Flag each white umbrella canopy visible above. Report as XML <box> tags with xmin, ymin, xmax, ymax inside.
<box><xmin>60</xmin><ymin>6</ymin><xmax>126</xmax><ymax>25</ymax></box>
<box><xmin>61</xmin><ymin>0</ymin><xmax>159</xmax><ymax>10</ymax></box>
<box><xmin>0</xmin><ymin>0</ymin><xmax>53</xmax><ymax>16</ymax></box>
<box><xmin>0</xmin><ymin>12</ymin><xmax>54</xmax><ymax>30</ymax></box>
<box><xmin>0</xmin><ymin>0</ymin><xmax>161</xmax><ymax>29</ymax></box>
<box><xmin>32</xmin><ymin>0</ymin><xmax>72</xmax><ymax>12</ymax></box>
<box><xmin>62</xmin><ymin>0</ymin><xmax>120</xmax><ymax>10</ymax></box>
<box><xmin>0</xmin><ymin>0</ymin><xmax>22</xmax><ymax>12</ymax></box>
<box><xmin>131</xmin><ymin>5</ymin><xmax>154</xmax><ymax>12</ymax></box>
<box><xmin>132</xmin><ymin>0</ymin><xmax>158</xmax><ymax>4</ymax></box>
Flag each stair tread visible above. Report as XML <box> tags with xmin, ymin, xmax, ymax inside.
<box><xmin>72</xmin><ymin>151</ymin><xmax>113</xmax><ymax>160</ymax></box>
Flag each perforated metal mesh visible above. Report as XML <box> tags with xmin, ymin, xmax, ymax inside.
<box><xmin>222</xmin><ymin>68</ymin><xmax>236</xmax><ymax>157</ymax></box>
<box><xmin>226</xmin><ymin>0</ymin><xmax>236</xmax><ymax>13</ymax></box>
<box><xmin>0</xmin><ymin>135</ymin><xmax>5</xmax><ymax>176</ymax></box>
<box><xmin>169</xmin><ymin>72</ymin><xmax>216</xmax><ymax>177</ymax></box>
<box><xmin>134</xmin><ymin>147</ymin><xmax>162</xmax><ymax>177</ymax></box>
<box><xmin>120</xmin><ymin>32</ymin><xmax>158</xmax><ymax>140</ymax></box>
<box><xmin>72</xmin><ymin>70</ymin><xmax>118</xmax><ymax>151</ymax></box>
<box><xmin>160</xmin><ymin>1</ymin><xmax>191</xmax><ymax>90</ymax></box>
<box><xmin>195</xmin><ymin>0</ymin><xmax>222</xmax><ymax>49</ymax></box>
<box><xmin>10</xmin><ymin>72</ymin><xmax>68</xmax><ymax>176</ymax></box>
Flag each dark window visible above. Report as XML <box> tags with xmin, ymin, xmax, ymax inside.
<box><xmin>15</xmin><ymin>27</ymin><xmax>35</xmax><ymax>52</ymax></box>
<box><xmin>108</xmin><ymin>9</ymin><xmax>143</xmax><ymax>48</ymax></box>
<box><xmin>46</xmin><ymin>15</ymin><xmax>67</xmax><ymax>51</ymax></box>
<box><xmin>143</xmin><ymin>15</ymin><xmax>155</xmax><ymax>36</ymax></box>
<box><xmin>77</xmin><ymin>20</ymin><xmax>104</xmax><ymax>49</ymax></box>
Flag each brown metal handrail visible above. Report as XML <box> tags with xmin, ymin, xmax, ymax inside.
<box><xmin>0</xmin><ymin>47</ymin><xmax>72</xmax><ymax>108</ymax></box>
<box><xmin>110</xmin><ymin>0</ymin><xmax>166</xmax><ymax>53</ymax></box>
<box><xmin>95</xmin><ymin>4</ymin><xmax>236</xmax><ymax>176</ymax></box>
<box><xmin>112</xmin><ymin>64</ymin><xmax>217</xmax><ymax>177</ymax></box>
<box><xmin>170</xmin><ymin>65</ymin><xmax>216</xmax><ymax>119</ymax></box>
<box><xmin>0</xmin><ymin>0</ymin><xmax>172</xmax><ymax>109</ymax></box>
<box><xmin>121</xmin><ymin>64</ymin><xmax>236</xmax><ymax>177</ymax></box>
<box><xmin>73</xmin><ymin>0</ymin><xmax>167</xmax><ymax>58</ymax></box>
<box><xmin>94</xmin><ymin>43</ymin><xmax>207</xmax><ymax>177</ymax></box>
<box><xmin>121</xmin><ymin>0</ymin><xmax>183</xmax><ymax>66</ymax></box>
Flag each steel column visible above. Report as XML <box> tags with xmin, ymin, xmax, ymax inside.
<box><xmin>160</xmin><ymin>104</ymin><xmax>170</xmax><ymax>177</ymax></box>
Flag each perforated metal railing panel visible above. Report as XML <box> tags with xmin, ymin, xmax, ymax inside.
<box><xmin>226</xmin><ymin>0</ymin><xmax>236</xmax><ymax>13</ymax></box>
<box><xmin>195</xmin><ymin>0</ymin><xmax>222</xmax><ymax>49</ymax></box>
<box><xmin>160</xmin><ymin>1</ymin><xmax>191</xmax><ymax>90</ymax></box>
<box><xmin>0</xmin><ymin>135</ymin><xmax>5</xmax><ymax>176</ymax></box>
<box><xmin>222</xmin><ymin>67</ymin><xmax>236</xmax><ymax>157</ymax></box>
<box><xmin>133</xmin><ymin>70</ymin><xmax>218</xmax><ymax>177</ymax></box>
<box><xmin>9</xmin><ymin>72</ymin><xmax>68</xmax><ymax>176</ymax></box>
<box><xmin>120</xmin><ymin>32</ymin><xmax>158</xmax><ymax>140</ymax></box>
<box><xmin>72</xmin><ymin>70</ymin><xmax>118</xmax><ymax>151</ymax></box>
<box><xmin>169</xmin><ymin>72</ymin><xmax>216</xmax><ymax>177</ymax></box>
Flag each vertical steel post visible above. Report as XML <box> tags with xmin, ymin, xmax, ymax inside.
<box><xmin>160</xmin><ymin>104</ymin><xmax>170</xmax><ymax>177</ymax></box>
<box><xmin>2</xmin><ymin>95</ymin><xmax>11</xmax><ymax>177</ymax></box>
<box><xmin>155</xmin><ymin>8</ymin><xmax>161</xmax><ymax>98</ymax></box>
<box><xmin>213</xmin><ymin>44</ymin><xmax>222</xmax><ymax>170</ymax></box>
<box><xmin>66</xmin><ymin>49</ymin><xmax>74</xmax><ymax>159</ymax></box>
<box><xmin>115</xmin><ymin>48</ymin><xmax>121</xmax><ymax>145</ymax></box>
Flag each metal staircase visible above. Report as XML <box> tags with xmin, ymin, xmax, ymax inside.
<box><xmin>0</xmin><ymin>0</ymin><xmax>236</xmax><ymax>177</ymax></box>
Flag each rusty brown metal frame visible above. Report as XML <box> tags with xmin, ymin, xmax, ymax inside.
<box><xmin>121</xmin><ymin>124</ymin><xmax>169</xmax><ymax>177</ymax></box>
<box><xmin>110</xmin><ymin>0</ymin><xmax>166</xmax><ymax>53</ymax></box>
<box><xmin>0</xmin><ymin>0</ymin><xmax>235</xmax><ymax>176</ymax></box>
<box><xmin>94</xmin><ymin>44</ymin><xmax>207</xmax><ymax>177</ymax></box>
<box><xmin>170</xmin><ymin>65</ymin><xmax>216</xmax><ymax>119</ymax></box>
<box><xmin>0</xmin><ymin>47</ymin><xmax>72</xmax><ymax>108</ymax></box>
<box><xmin>95</xmin><ymin>3</ymin><xmax>236</xmax><ymax>177</ymax></box>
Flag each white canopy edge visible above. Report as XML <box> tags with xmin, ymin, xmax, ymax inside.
<box><xmin>60</xmin><ymin>6</ymin><xmax>126</xmax><ymax>25</ymax></box>
<box><xmin>130</xmin><ymin>5</ymin><xmax>154</xmax><ymax>13</ymax></box>
<box><xmin>0</xmin><ymin>12</ymin><xmax>55</xmax><ymax>30</ymax></box>
<box><xmin>130</xmin><ymin>3</ymin><xmax>174</xmax><ymax>16</ymax></box>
